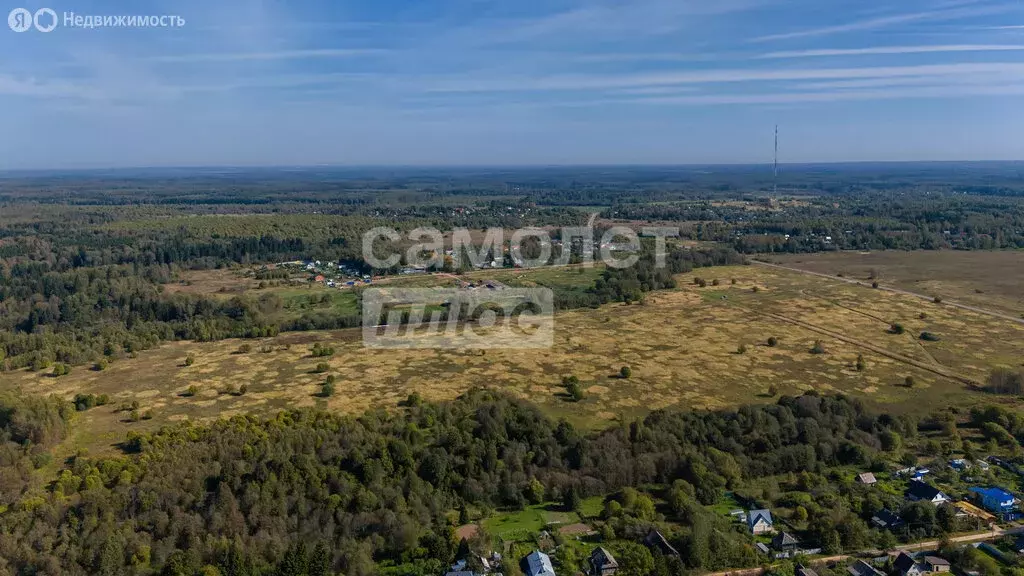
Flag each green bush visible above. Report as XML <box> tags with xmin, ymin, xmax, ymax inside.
<box><xmin>321</xmin><ymin>381</ymin><xmax>336</xmax><ymax>398</ymax></box>
<box><xmin>565</xmin><ymin>378</ymin><xmax>584</xmax><ymax>402</ymax></box>
<box><xmin>311</xmin><ymin>343</ymin><xmax>335</xmax><ymax>358</ymax></box>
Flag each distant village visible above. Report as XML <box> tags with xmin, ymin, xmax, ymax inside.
<box><xmin>272</xmin><ymin>235</ymin><xmax>637</xmax><ymax>289</ymax></box>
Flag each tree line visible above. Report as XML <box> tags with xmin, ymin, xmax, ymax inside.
<box><xmin>0</xmin><ymin>389</ymin><xmax>938</xmax><ymax>576</ymax></box>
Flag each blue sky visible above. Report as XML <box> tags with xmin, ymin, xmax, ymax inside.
<box><xmin>3</xmin><ymin>0</ymin><xmax>1024</xmax><ymax>168</ymax></box>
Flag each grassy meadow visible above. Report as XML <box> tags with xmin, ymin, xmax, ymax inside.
<box><xmin>3</xmin><ymin>261</ymin><xmax>1023</xmax><ymax>458</ymax></box>
<box><xmin>769</xmin><ymin>250</ymin><xmax>1024</xmax><ymax>318</ymax></box>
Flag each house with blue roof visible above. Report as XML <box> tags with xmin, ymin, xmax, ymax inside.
<box><xmin>524</xmin><ymin>550</ymin><xmax>555</xmax><ymax>576</ymax></box>
<box><xmin>748</xmin><ymin>509</ymin><xmax>774</xmax><ymax>534</ymax></box>
<box><xmin>969</xmin><ymin>487</ymin><xmax>1020</xmax><ymax>520</ymax></box>
<box><xmin>950</xmin><ymin>459</ymin><xmax>970</xmax><ymax>471</ymax></box>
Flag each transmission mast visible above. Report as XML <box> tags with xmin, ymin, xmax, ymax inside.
<box><xmin>773</xmin><ymin>125</ymin><xmax>778</xmax><ymax>197</ymax></box>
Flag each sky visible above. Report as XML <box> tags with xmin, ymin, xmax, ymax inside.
<box><xmin>3</xmin><ymin>0</ymin><xmax>1024</xmax><ymax>168</ymax></box>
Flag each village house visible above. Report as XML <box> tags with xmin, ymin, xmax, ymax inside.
<box><xmin>969</xmin><ymin>486</ymin><xmax>1020</xmax><ymax>520</ymax></box>
<box><xmin>589</xmin><ymin>547</ymin><xmax>618</xmax><ymax>576</ymax></box>
<box><xmin>796</xmin><ymin>564</ymin><xmax>819</xmax><ymax>576</ymax></box>
<box><xmin>905</xmin><ymin>480</ymin><xmax>950</xmax><ymax>505</ymax></box>
<box><xmin>857</xmin><ymin>472</ymin><xmax>878</xmax><ymax>485</ymax></box>
<box><xmin>893</xmin><ymin>552</ymin><xmax>951</xmax><ymax>576</ymax></box>
<box><xmin>643</xmin><ymin>529</ymin><xmax>681</xmax><ymax>558</ymax></box>
<box><xmin>923</xmin><ymin>557</ymin><xmax>951</xmax><ymax>572</ymax></box>
<box><xmin>748</xmin><ymin>509</ymin><xmax>774</xmax><ymax>535</ymax></box>
<box><xmin>893</xmin><ymin>552</ymin><xmax>923</xmax><ymax>576</ymax></box>
<box><xmin>772</xmin><ymin>532</ymin><xmax>799</xmax><ymax>554</ymax></box>
<box><xmin>848</xmin><ymin>559</ymin><xmax>885</xmax><ymax>576</ymax></box>
<box><xmin>871</xmin><ymin>509</ymin><xmax>904</xmax><ymax>530</ymax></box>
<box><xmin>523</xmin><ymin>551</ymin><xmax>555</xmax><ymax>576</ymax></box>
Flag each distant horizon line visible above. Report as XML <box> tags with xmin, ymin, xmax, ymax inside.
<box><xmin>3</xmin><ymin>158</ymin><xmax>1024</xmax><ymax>175</ymax></box>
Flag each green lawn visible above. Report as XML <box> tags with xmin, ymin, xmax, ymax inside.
<box><xmin>710</xmin><ymin>492</ymin><xmax>745</xmax><ymax>517</ymax></box>
<box><xmin>579</xmin><ymin>496</ymin><xmax>605</xmax><ymax>520</ymax></box>
<box><xmin>483</xmin><ymin>504</ymin><xmax>583</xmax><ymax>541</ymax></box>
<box><xmin>277</xmin><ymin>289</ymin><xmax>360</xmax><ymax>316</ymax></box>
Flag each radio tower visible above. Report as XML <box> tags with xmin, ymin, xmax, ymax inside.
<box><xmin>773</xmin><ymin>125</ymin><xmax>778</xmax><ymax>197</ymax></box>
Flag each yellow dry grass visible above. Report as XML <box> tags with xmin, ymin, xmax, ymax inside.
<box><xmin>4</xmin><ymin>264</ymin><xmax>1022</xmax><ymax>456</ymax></box>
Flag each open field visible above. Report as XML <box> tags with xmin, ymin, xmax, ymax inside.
<box><xmin>163</xmin><ymin>264</ymin><xmax>606</xmax><ymax>320</ymax></box>
<box><xmin>4</xmin><ymin>263</ymin><xmax>1023</xmax><ymax>457</ymax></box>
<box><xmin>482</xmin><ymin>503</ymin><xmax>585</xmax><ymax>542</ymax></box>
<box><xmin>163</xmin><ymin>269</ymin><xmax>264</xmax><ymax>297</ymax></box>
<box><xmin>769</xmin><ymin>250</ymin><xmax>1024</xmax><ymax>318</ymax></box>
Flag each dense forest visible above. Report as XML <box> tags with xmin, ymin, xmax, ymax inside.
<box><xmin>2</xmin><ymin>164</ymin><xmax>1022</xmax><ymax>367</ymax></box>
<box><xmin>606</xmin><ymin>194</ymin><xmax>1024</xmax><ymax>252</ymax></box>
<box><xmin>0</xmin><ymin>214</ymin><xmax>743</xmax><ymax>369</ymax></box>
<box><xmin>0</xmin><ymin>388</ymin><xmax>971</xmax><ymax>576</ymax></box>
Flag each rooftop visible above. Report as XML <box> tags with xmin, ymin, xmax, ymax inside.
<box><xmin>748</xmin><ymin>509</ymin><xmax>773</xmax><ymax>528</ymax></box>
<box><xmin>969</xmin><ymin>486</ymin><xmax>1015</xmax><ymax>501</ymax></box>
<box><xmin>906</xmin><ymin>480</ymin><xmax>945</xmax><ymax>501</ymax></box>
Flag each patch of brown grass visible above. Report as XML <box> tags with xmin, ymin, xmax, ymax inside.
<box><xmin>4</xmin><ymin>264</ymin><xmax>1022</xmax><ymax>457</ymax></box>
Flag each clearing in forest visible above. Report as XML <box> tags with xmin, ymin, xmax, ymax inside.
<box><xmin>4</xmin><ymin>264</ymin><xmax>1022</xmax><ymax>456</ymax></box>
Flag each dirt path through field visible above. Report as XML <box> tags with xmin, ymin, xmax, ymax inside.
<box><xmin>799</xmin><ymin>288</ymin><xmax>944</xmax><ymax>368</ymax></box>
<box><xmin>753</xmin><ymin>260</ymin><xmax>1024</xmax><ymax>326</ymax></box>
<box><xmin>731</xmin><ymin>303</ymin><xmax>982</xmax><ymax>387</ymax></box>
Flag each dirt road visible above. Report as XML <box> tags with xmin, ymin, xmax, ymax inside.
<box><xmin>705</xmin><ymin>525</ymin><xmax>1024</xmax><ymax>576</ymax></box>
<box><xmin>730</xmin><ymin>302</ymin><xmax>982</xmax><ymax>387</ymax></box>
<box><xmin>751</xmin><ymin>260</ymin><xmax>1024</xmax><ymax>326</ymax></box>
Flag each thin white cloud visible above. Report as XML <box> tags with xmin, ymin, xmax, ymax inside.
<box><xmin>150</xmin><ymin>49</ymin><xmax>387</xmax><ymax>63</ymax></box>
<box><xmin>574</xmin><ymin>53</ymin><xmax>724</xmax><ymax>63</ymax></box>
<box><xmin>0</xmin><ymin>75</ymin><xmax>96</xmax><ymax>98</ymax></box>
<box><xmin>442</xmin><ymin>0</ymin><xmax>769</xmax><ymax>47</ymax></box>
<box><xmin>627</xmin><ymin>83</ymin><xmax>1024</xmax><ymax>105</ymax></box>
<box><xmin>988</xmin><ymin>25</ymin><xmax>1024</xmax><ymax>28</ymax></box>
<box><xmin>751</xmin><ymin>4</ymin><xmax>1016</xmax><ymax>42</ymax></box>
<box><xmin>759</xmin><ymin>44</ymin><xmax>1024</xmax><ymax>58</ymax></box>
<box><xmin>611</xmin><ymin>86</ymin><xmax>701</xmax><ymax>95</ymax></box>
<box><xmin>793</xmin><ymin>73</ymin><xmax>1014</xmax><ymax>90</ymax></box>
<box><xmin>424</xmin><ymin>62</ymin><xmax>1024</xmax><ymax>92</ymax></box>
